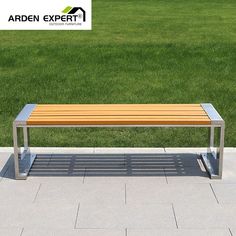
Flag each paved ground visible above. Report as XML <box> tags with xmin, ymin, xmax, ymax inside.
<box><xmin>0</xmin><ymin>147</ymin><xmax>236</xmax><ymax>236</ymax></box>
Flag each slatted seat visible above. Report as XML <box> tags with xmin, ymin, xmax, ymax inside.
<box><xmin>13</xmin><ymin>103</ymin><xmax>224</xmax><ymax>180</ymax></box>
<box><xmin>27</xmin><ymin>104</ymin><xmax>211</xmax><ymax>125</ymax></box>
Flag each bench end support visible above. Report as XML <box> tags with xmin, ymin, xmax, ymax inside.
<box><xmin>200</xmin><ymin>122</ymin><xmax>224</xmax><ymax>179</ymax></box>
<box><xmin>13</xmin><ymin>122</ymin><xmax>36</xmax><ymax>180</ymax></box>
<box><xmin>200</xmin><ymin>153</ymin><xmax>221</xmax><ymax>179</ymax></box>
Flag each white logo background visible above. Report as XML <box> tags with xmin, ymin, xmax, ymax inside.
<box><xmin>0</xmin><ymin>0</ymin><xmax>91</xmax><ymax>30</ymax></box>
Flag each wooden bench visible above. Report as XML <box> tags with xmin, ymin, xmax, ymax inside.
<box><xmin>13</xmin><ymin>104</ymin><xmax>225</xmax><ymax>179</ymax></box>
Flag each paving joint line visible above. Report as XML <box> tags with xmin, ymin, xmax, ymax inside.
<box><xmin>125</xmin><ymin>228</ymin><xmax>128</xmax><ymax>236</ymax></box>
<box><xmin>1</xmin><ymin>165</ymin><xmax>10</xmax><ymax>182</ymax></box>
<box><xmin>163</xmin><ymin>168</ymin><xmax>168</xmax><ymax>184</ymax></box>
<box><xmin>171</xmin><ymin>203</ymin><xmax>178</xmax><ymax>229</ymax></box>
<box><xmin>20</xmin><ymin>227</ymin><xmax>24</xmax><ymax>236</ymax></box>
<box><xmin>229</xmin><ymin>227</ymin><xmax>233</xmax><ymax>236</ymax></box>
<box><xmin>33</xmin><ymin>183</ymin><xmax>42</xmax><ymax>203</ymax></box>
<box><xmin>68</xmin><ymin>154</ymin><xmax>76</xmax><ymax>176</ymax></box>
<box><xmin>126</xmin><ymin>154</ymin><xmax>132</xmax><ymax>176</ymax></box>
<box><xmin>125</xmin><ymin>183</ymin><xmax>127</xmax><ymax>204</ymax></box>
<box><xmin>74</xmin><ymin>202</ymin><xmax>81</xmax><ymax>229</ymax></box>
<box><xmin>47</xmin><ymin>153</ymin><xmax>53</xmax><ymax>167</ymax></box>
<box><xmin>83</xmin><ymin>168</ymin><xmax>86</xmax><ymax>184</ymax></box>
<box><xmin>77</xmin><ymin>227</ymin><xmax>111</xmax><ymax>229</ymax></box>
<box><xmin>209</xmin><ymin>183</ymin><xmax>219</xmax><ymax>204</ymax></box>
<box><xmin>1</xmin><ymin>155</ymin><xmax>14</xmax><ymax>180</ymax></box>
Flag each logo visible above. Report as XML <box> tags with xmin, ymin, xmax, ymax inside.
<box><xmin>0</xmin><ymin>0</ymin><xmax>91</xmax><ymax>30</ymax></box>
<box><xmin>8</xmin><ymin>7</ymin><xmax>86</xmax><ymax>24</ymax></box>
<box><xmin>62</xmin><ymin>6</ymin><xmax>86</xmax><ymax>22</ymax></box>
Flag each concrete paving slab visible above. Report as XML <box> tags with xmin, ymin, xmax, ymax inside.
<box><xmin>126</xmin><ymin>183</ymin><xmax>216</xmax><ymax>204</ymax></box>
<box><xmin>0</xmin><ymin>148</ymin><xmax>14</xmax><ymax>153</ymax></box>
<box><xmin>124</xmin><ymin>153</ymin><xmax>201</xmax><ymax>169</ymax></box>
<box><xmin>75</xmin><ymin>153</ymin><xmax>125</xmax><ymax>160</ymax></box>
<box><xmin>0</xmin><ymin>156</ymin><xmax>16</xmax><ymax>181</ymax></box>
<box><xmin>1</xmin><ymin>147</ymin><xmax>234</xmax><ymax>153</ymax></box>
<box><xmin>35</xmin><ymin>182</ymin><xmax>124</xmax><ymax>205</ymax></box>
<box><xmin>0</xmin><ymin>152</ymin><xmax>12</xmax><ymax>181</ymax></box>
<box><xmin>27</xmin><ymin>176</ymin><xmax>85</xmax><ymax>184</ymax></box>
<box><xmin>0</xmin><ymin>181</ymin><xmax>40</xmax><ymax>205</ymax></box>
<box><xmin>30</xmin><ymin>153</ymin><xmax>86</xmax><ymax>177</ymax></box>
<box><xmin>1</xmin><ymin>148</ymin><xmax>236</xmax><ymax>234</ymax></box>
<box><xmin>174</xmin><ymin>203</ymin><xmax>236</xmax><ymax>228</ymax></box>
<box><xmin>0</xmin><ymin>152</ymin><xmax>12</xmax><ymax>167</ymax></box>
<box><xmin>229</xmin><ymin>228</ymin><xmax>236</xmax><ymax>236</ymax></box>
<box><xmin>80</xmin><ymin>182</ymin><xmax>125</xmax><ymax>205</ymax></box>
<box><xmin>224</xmin><ymin>148</ymin><xmax>236</xmax><ymax>153</ymax></box>
<box><xmin>81</xmin><ymin>153</ymin><xmax>126</xmax><ymax>177</ymax></box>
<box><xmin>0</xmin><ymin>227</ymin><xmax>22</xmax><ymax>236</ymax></box>
<box><xmin>209</xmin><ymin>153</ymin><xmax>236</xmax><ymax>183</ymax></box>
<box><xmin>2</xmin><ymin>150</ymin><xmax>235</xmax><ymax>184</ymax></box>
<box><xmin>165</xmin><ymin>148</ymin><xmax>208</xmax><ymax>154</ymax></box>
<box><xmin>83</xmin><ymin>152</ymin><xmax>167</xmax><ymax>182</ymax></box>
<box><xmin>1</xmin><ymin>154</ymin><xmax>85</xmax><ymax>183</ymax></box>
<box><xmin>122</xmin><ymin>153</ymin><xmax>202</xmax><ymax>169</ymax></box>
<box><xmin>128</xmin><ymin>229</ymin><xmax>231</xmax><ymax>236</ymax></box>
<box><xmin>34</xmin><ymin>182</ymin><xmax>84</xmax><ymax>203</ymax></box>
<box><xmin>94</xmin><ymin>148</ymin><xmax>165</xmax><ymax>154</ymax></box>
<box><xmin>211</xmin><ymin>183</ymin><xmax>236</xmax><ymax>204</ymax></box>
<box><xmin>1</xmin><ymin>163</ymin><xmax>84</xmax><ymax>184</ymax></box>
<box><xmin>165</xmin><ymin>166</ymin><xmax>210</xmax><ymax>184</ymax></box>
<box><xmin>31</xmin><ymin>147</ymin><xmax>94</xmax><ymax>154</ymax></box>
<box><xmin>0</xmin><ymin>201</ymin><xmax>78</xmax><ymax>229</ymax></box>
<box><xmin>76</xmin><ymin>203</ymin><xmax>175</xmax><ymax>229</ymax></box>
<box><xmin>161</xmin><ymin>153</ymin><xmax>202</xmax><ymax>168</ymax></box>
<box><xmin>0</xmin><ymin>147</ymin><xmax>95</xmax><ymax>154</ymax></box>
<box><xmin>165</xmin><ymin>150</ymin><xmax>236</xmax><ymax>183</ymax></box>
<box><xmin>84</xmin><ymin>176</ymin><xmax>167</xmax><ymax>184</ymax></box>
<box><xmin>84</xmin><ymin>153</ymin><xmax>168</xmax><ymax>178</ymax></box>
<box><xmin>22</xmin><ymin>228</ymin><xmax>124</xmax><ymax>236</ymax></box>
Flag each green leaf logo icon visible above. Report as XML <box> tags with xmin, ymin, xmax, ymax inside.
<box><xmin>62</xmin><ymin>6</ymin><xmax>72</xmax><ymax>13</ymax></box>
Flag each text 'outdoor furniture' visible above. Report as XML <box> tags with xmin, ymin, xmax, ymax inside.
<box><xmin>13</xmin><ymin>104</ymin><xmax>225</xmax><ymax>179</ymax></box>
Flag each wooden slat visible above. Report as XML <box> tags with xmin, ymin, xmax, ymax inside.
<box><xmin>28</xmin><ymin>116</ymin><xmax>209</xmax><ymax>120</ymax></box>
<box><xmin>34</xmin><ymin>107</ymin><xmax>204</xmax><ymax>111</ymax></box>
<box><xmin>34</xmin><ymin>104</ymin><xmax>203</xmax><ymax>111</ymax></box>
<box><xmin>27</xmin><ymin>119</ymin><xmax>210</xmax><ymax>125</ymax></box>
<box><xmin>30</xmin><ymin>110</ymin><xmax>207</xmax><ymax>116</ymax></box>
<box><xmin>36</xmin><ymin>104</ymin><xmax>201</xmax><ymax>107</ymax></box>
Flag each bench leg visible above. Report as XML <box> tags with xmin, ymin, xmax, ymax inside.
<box><xmin>13</xmin><ymin>123</ymin><xmax>36</xmax><ymax>180</ymax></box>
<box><xmin>201</xmin><ymin>124</ymin><xmax>225</xmax><ymax>179</ymax></box>
<box><xmin>210</xmin><ymin>126</ymin><xmax>214</xmax><ymax>148</ymax></box>
<box><xmin>23</xmin><ymin>127</ymin><xmax>29</xmax><ymax>151</ymax></box>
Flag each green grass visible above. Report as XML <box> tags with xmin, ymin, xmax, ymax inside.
<box><xmin>0</xmin><ymin>0</ymin><xmax>236</xmax><ymax>147</ymax></box>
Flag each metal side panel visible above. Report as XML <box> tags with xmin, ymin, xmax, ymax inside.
<box><xmin>201</xmin><ymin>103</ymin><xmax>224</xmax><ymax>125</ymax></box>
<box><xmin>201</xmin><ymin>153</ymin><xmax>221</xmax><ymax>179</ymax></box>
<box><xmin>14</xmin><ymin>104</ymin><xmax>37</xmax><ymax>126</ymax></box>
<box><xmin>18</xmin><ymin>153</ymin><xmax>37</xmax><ymax>179</ymax></box>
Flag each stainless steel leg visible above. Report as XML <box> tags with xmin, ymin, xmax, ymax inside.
<box><xmin>210</xmin><ymin>126</ymin><xmax>214</xmax><ymax>148</ymax></box>
<box><xmin>13</xmin><ymin>123</ymin><xmax>21</xmax><ymax>179</ymax></box>
<box><xmin>201</xmin><ymin>123</ymin><xmax>225</xmax><ymax>179</ymax></box>
<box><xmin>23</xmin><ymin>127</ymin><xmax>29</xmax><ymax>151</ymax></box>
<box><xmin>217</xmin><ymin>124</ymin><xmax>225</xmax><ymax>178</ymax></box>
<box><xmin>13</xmin><ymin>124</ymin><xmax>36</xmax><ymax>180</ymax></box>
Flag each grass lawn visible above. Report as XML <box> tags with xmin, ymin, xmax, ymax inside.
<box><xmin>0</xmin><ymin>0</ymin><xmax>235</xmax><ymax>147</ymax></box>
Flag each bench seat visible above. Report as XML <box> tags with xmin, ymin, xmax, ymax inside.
<box><xmin>26</xmin><ymin>104</ymin><xmax>211</xmax><ymax>125</ymax></box>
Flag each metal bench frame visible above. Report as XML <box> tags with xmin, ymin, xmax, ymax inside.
<box><xmin>13</xmin><ymin>103</ymin><xmax>225</xmax><ymax>180</ymax></box>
